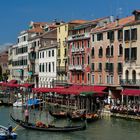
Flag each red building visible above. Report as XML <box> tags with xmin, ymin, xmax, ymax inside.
<box><xmin>67</xmin><ymin>17</ymin><xmax>110</xmax><ymax>85</ymax></box>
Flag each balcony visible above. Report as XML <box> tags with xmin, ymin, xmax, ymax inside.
<box><xmin>69</xmin><ymin>65</ymin><xmax>84</xmax><ymax>71</ymax></box>
<box><xmin>57</xmin><ymin>66</ymin><xmax>67</xmax><ymax>74</ymax></box>
<box><xmin>71</xmin><ymin>47</ymin><xmax>84</xmax><ymax>53</ymax></box>
<box><xmin>120</xmin><ymin>79</ymin><xmax>140</xmax><ymax>86</ymax></box>
<box><xmin>68</xmin><ymin>33</ymin><xmax>90</xmax><ymax>41</ymax></box>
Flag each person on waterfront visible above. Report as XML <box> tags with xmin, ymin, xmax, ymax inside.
<box><xmin>24</xmin><ymin>108</ymin><xmax>29</xmax><ymax>123</ymax></box>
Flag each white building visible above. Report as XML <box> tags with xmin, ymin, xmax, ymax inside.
<box><xmin>39</xmin><ymin>29</ymin><xmax>57</xmax><ymax>87</ymax></box>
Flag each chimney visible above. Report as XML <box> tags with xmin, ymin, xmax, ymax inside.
<box><xmin>109</xmin><ymin>16</ymin><xmax>114</xmax><ymax>23</ymax></box>
<box><xmin>116</xmin><ymin>16</ymin><xmax>119</xmax><ymax>26</ymax></box>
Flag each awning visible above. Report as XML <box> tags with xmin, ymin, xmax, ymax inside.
<box><xmin>8</xmin><ymin>80</ymin><xmax>17</xmax><ymax>84</ymax></box>
<box><xmin>20</xmin><ymin>83</ymin><xmax>34</xmax><ymax>88</ymax></box>
<box><xmin>121</xmin><ymin>89</ymin><xmax>140</xmax><ymax>96</ymax></box>
<box><xmin>93</xmin><ymin>86</ymin><xmax>107</xmax><ymax>93</ymax></box>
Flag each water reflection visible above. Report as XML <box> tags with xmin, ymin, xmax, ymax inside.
<box><xmin>1</xmin><ymin>107</ymin><xmax>140</xmax><ymax>140</ymax></box>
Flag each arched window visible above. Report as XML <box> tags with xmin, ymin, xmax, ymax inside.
<box><xmin>91</xmin><ymin>47</ymin><xmax>94</xmax><ymax>58</ymax></box>
<box><xmin>49</xmin><ymin>62</ymin><xmax>51</xmax><ymax>72</ymax></box>
<box><xmin>88</xmin><ymin>55</ymin><xmax>90</xmax><ymax>65</ymax></box>
<box><xmin>106</xmin><ymin>46</ymin><xmax>110</xmax><ymax>57</ymax></box>
<box><xmin>119</xmin><ymin>44</ymin><xmax>123</xmax><ymax>56</ymax></box>
<box><xmin>111</xmin><ymin>45</ymin><xmax>114</xmax><ymax>56</ymax></box>
<box><xmin>125</xmin><ymin>70</ymin><xmax>129</xmax><ymax>82</ymax></box>
<box><xmin>132</xmin><ymin>70</ymin><xmax>136</xmax><ymax>84</ymax></box>
<box><xmin>99</xmin><ymin>47</ymin><xmax>103</xmax><ymax>57</ymax></box>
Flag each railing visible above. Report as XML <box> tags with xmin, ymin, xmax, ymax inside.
<box><xmin>57</xmin><ymin>66</ymin><xmax>67</xmax><ymax>73</ymax></box>
<box><xmin>69</xmin><ymin>65</ymin><xmax>84</xmax><ymax>71</ymax></box>
<box><xmin>120</xmin><ymin>79</ymin><xmax>140</xmax><ymax>86</ymax></box>
<box><xmin>71</xmin><ymin>47</ymin><xmax>84</xmax><ymax>53</ymax></box>
<box><xmin>68</xmin><ymin>32</ymin><xmax>90</xmax><ymax>41</ymax></box>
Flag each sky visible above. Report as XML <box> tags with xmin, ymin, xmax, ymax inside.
<box><xmin>0</xmin><ymin>0</ymin><xmax>140</xmax><ymax>50</ymax></box>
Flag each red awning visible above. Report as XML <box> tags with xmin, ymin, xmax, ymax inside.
<box><xmin>93</xmin><ymin>86</ymin><xmax>107</xmax><ymax>93</ymax></box>
<box><xmin>121</xmin><ymin>89</ymin><xmax>140</xmax><ymax>96</ymax></box>
<box><xmin>6</xmin><ymin>83</ymin><xmax>20</xmax><ymax>88</ymax></box>
<box><xmin>20</xmin><ymin>83</ymin><xmax>34</xmax><ymax>88</ymax></box>
<box><xmin>8</xmin><ymin>80</ymin><xmax>17</xmax><ymax>84</ymax></box>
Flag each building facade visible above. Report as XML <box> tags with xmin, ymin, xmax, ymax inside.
<box><xmin>56</xmin><ymin>20</ymin><xmax>87</xmax><ymax>86</ymax></box>
<box><xmin>38</xmin><ymin>29</ymin><xmax>57</xmax><ymax>87</ymax></box>
<box><xmin>67</xmin><ymin>17</ymin><xmax>111</xmax><ymax>85</ymax></box>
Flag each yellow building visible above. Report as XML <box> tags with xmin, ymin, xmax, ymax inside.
<box><xmin>56</xmin><ymin>20</ymin><xmax>88</xmax><ymax>85</ymax></box>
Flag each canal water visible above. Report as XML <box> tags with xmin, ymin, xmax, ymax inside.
<box><xmin>1</xmin><ymin>106</ymin><xmax>140</xmax><ymax>140</ymax></box>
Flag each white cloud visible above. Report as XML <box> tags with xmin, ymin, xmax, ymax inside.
<box><xmin>0</xmin><ymin>43</ymin><xmax>13</xmax><ymax>52</ymax></box>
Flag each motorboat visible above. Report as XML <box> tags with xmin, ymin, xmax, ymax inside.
<box><xmin>0</xmin><ymin>125</ymin><xmax>17</xmax><ymax>140</ymax></box>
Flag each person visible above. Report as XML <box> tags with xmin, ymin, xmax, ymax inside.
<box><xmin>24</xmin><ymin>108</ymin><xmax>29</xmax><ymax>123</ymax></box>
<box><xmin>7</xmin><ymin>124</ymin><xmax>13</xmax><ymax>135</ymax></box>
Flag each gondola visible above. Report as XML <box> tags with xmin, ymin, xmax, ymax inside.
<box><xmin>49</xmin><ymin>110</ymin><xmax>68</xmax><ymax>119</ymax></box>
<box><xmin>10</xmin><ymin>114</ymin><xmax>86</xmax><ymax>132</ymax></box>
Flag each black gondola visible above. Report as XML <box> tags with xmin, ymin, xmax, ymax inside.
<box><xmin>49</xmin><ymin>110</ymin><xmax>68</xmax><ymax>119</ymax></box>
<box><xmin>10</xmin><ymin>114</ymin><xmax>86</xmax><ymax>132</ymax></box>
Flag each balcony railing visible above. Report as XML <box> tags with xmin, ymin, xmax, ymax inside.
<box><xmin>69</xmin><ymin>65</ymin><xmax>84</xmax><ymax>71</ymax></box>
<box><xmin>120</xmin><ymin>79</ymin><xmax>140</xmax><ymax>86</ymax></box>
<box><xmin>68</xmin><ymin>32</ymin><xmax>90</xmax><ymax>41</ymax></box>
<box><xmin>71</xmin><ymin>47</ymin><xmax>84</xmax><ymax>53</ymax></box>
<box><xmin>57</xmin><ymin>66</ymin><xmax>67</xmax><ymax>73</ymax></box>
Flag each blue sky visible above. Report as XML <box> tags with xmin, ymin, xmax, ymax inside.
<box><xmin>0</xmin><ymin>0</ymin><xmax>140</xmax><ymax>49</ymax></box>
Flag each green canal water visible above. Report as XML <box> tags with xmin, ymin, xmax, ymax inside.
<box><xmin>1</xmin><ymin>106</ymin><xmax>140</xmax><ymax>140</ymax></box>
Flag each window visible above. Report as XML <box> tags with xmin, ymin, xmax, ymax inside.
<box><xmin>99</xmin><ymin>47</ymin><xmax>103</xmax><ymax>57</ymax></box>
<box><xmin>118</xmin><ymin>63</ymin><xmax>122</xmax><ymax>73</ymax></box>
<box><xmin>49</xmin><ymin>51</ymin><xmax>51</xmax><ymax>57</ymax></box>
<box><xmin>118</xmin><ymin>44</ymin><xmax>123</xmax><ymax>56</ymax></box>
<box><xmin>77</xmin><ymin>74</ymin><xmax>80</xmax><ymax>81</ymax></box>
<box><xmin>87</xmin><ymin>55</ymin><xmax>90</xmax><ymax>65</ymax></box>
<box><xmin>58</xmin><ymin>49</ymin><xmax>60</xmax><ymax>57</ymax></box>
<box><xmin>42</xmin><ymin>63</ymin><xmax>44</xmax><ymax>72</ymax></box>
<box><xmin>98</xmin><ymin>63</ymin><xmax>102</xmax><ymax>71</ymax></box>
<box><xmin>92</xmin><ymin>34</ymin><xmax>94</xmax><ymax>42</ymax></box>
<box><xmin>99</xmin><ymin>75</ymin><xmax>102</xmax><ymax>84</ymax></box>
<box><xmin>59</xmin><ymin>27</ymin><xmax>60</xmax><ymax>33</ymax></box>
<box><xmin>125</xmin><ymin>47</ymin><xmax>137</xmax><ymax>61</ymax></box>
<box><xmin>42</xmin><ymin>52</ymin><xmax>44</xmax><ymax>58</ymax></box>
<box><xmin>52</xmin><ymin>50</ymin><xmax>54</xmax><ymax>57</ymax></box>
<box><xmin>40</xmin><ymin>52</ymin><xmax>41</xmax><ymax>58</ymax></box>
<box><xmin>82</xmin><ymin>56</ymin><xmax>84</xmax><ymax>65</ymax></box>
<box><xmin>111</xmin><ymin>45</ymin><xmax>114</xmax><ymax>56</ymax></box>
<box><xmin>97</xmin><ymin>33</ymin><xmax>103</xmax><ymax>41</ymax></box>
<box><xmin>82</xmin><ymin>73</ymin><xmax>84</xmax><ymax>81</ymax></box>
<box><xmin>64</xmin><ymin>48</ymin><xmax>67</xmax><ymax>57</ymax></box>
<box><xmin>91</xmin><ymin>47</ymin><xmax>94</xmax><ymax>58</ymax></box>
<box><xmin>77</xmin><ymin>57</ymin><xmax>80</xmax><ymax>65</ymax></box>
<box><xmin>52</xmin><ymin>62</ymin><xmax>54</xmax><ymax>72</ymax></box>
<box><xmin>131</xmin><ymin>28</ymin><xmax>137</xmax><ymax>40</ymax></box>
<box><xmin>87</xmin><ymin>73</ymin><xmax>90</xmax><ymax>82</ymax></box>
<box><xmin>131</xmin><ymin>47</ymin><xmax>137</xmax><ymax>60</ymax></box>
<box><xmin>46</xmin><ymin>63</ymin><xmax>47</xmax><ymax>72</ymax></box>
<box><xmin>124</xmin><ymin>30</ymin><xmax>130</xmax><ymax>41</ymax></box>
<box><xmin>107</xmin><ymin>31</ymin><xmax>114</xmax><ymax>41</ymax></box>
<box><xmin>106</xmin><ymin>75</ymin><xmax>109</xmax><ymax>84</ymax></box>
<box><xmin>125</xmin><ymin>48</ymin><xmax>129</xmax><ymax>61</ymax></box>
<box><xmin>65</xmin><ymin>25</ymin><xmax>67</xmax><ymax>31</ymax></box>
<box><xmin>87</xmin><ymin>40</ymin><xmax>90</xmax><ymax>48</ymax></box>
<box><xmin>91</xmin><ymin>63</ymin><xmax>94</xmax><ymax>71</ymax></box>
<box><xmin>118</xmin><ymin>29</ymin><xmax>123</xmax><ymax>40</ymax></box>
<box><xmin>49</xmin><ymin>62</ymin><xmax>51</xmax><ymax>72</ymax></box>
<box><xmin>82</xmin><ymin>41</ymin><xmax>84</xmax><ymax>48</ymax></box>
<box><xmin>92</xmin><ymin>75</ymin><xmax>94</xmax><ymax>84</ymax></box>
<box><xmin>110</xmin><ymin>75</ymin><xmax>114</xmax><ymax>84</ymax></box>
<box><xmin>39</xmin><ymin>64</ymin><xmax>41</xmax><ymax>72</ymax></box>
<box><xmin>106</xmin><ymin>46</ymin><xmax>110</xmax><ymax>57</ymax></box>
<box><xmin>72</xmin><ymin>57</ymin><xmax>75</xmax><ymax>65</ymax></box>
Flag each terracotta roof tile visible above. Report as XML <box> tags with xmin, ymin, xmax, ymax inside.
<box><xmin>91</xmin><ymin>16</ymin><xmax>134</xmax><ymax>33</ymax></box>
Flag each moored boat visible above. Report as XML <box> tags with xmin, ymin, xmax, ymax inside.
<box><xmin>49</xmin><ymin>110</ymin><xmax>68</xmax><ymax>119</ymax></box>
<box><xmin>10</xmin><ymin>114</ymin><xmax>86</xmax><ymax>132</ymax></box>
<box><xmin>0</xmin><ymin>125</ymin><xmax>17</xmax><ymax>140</ymax></box>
